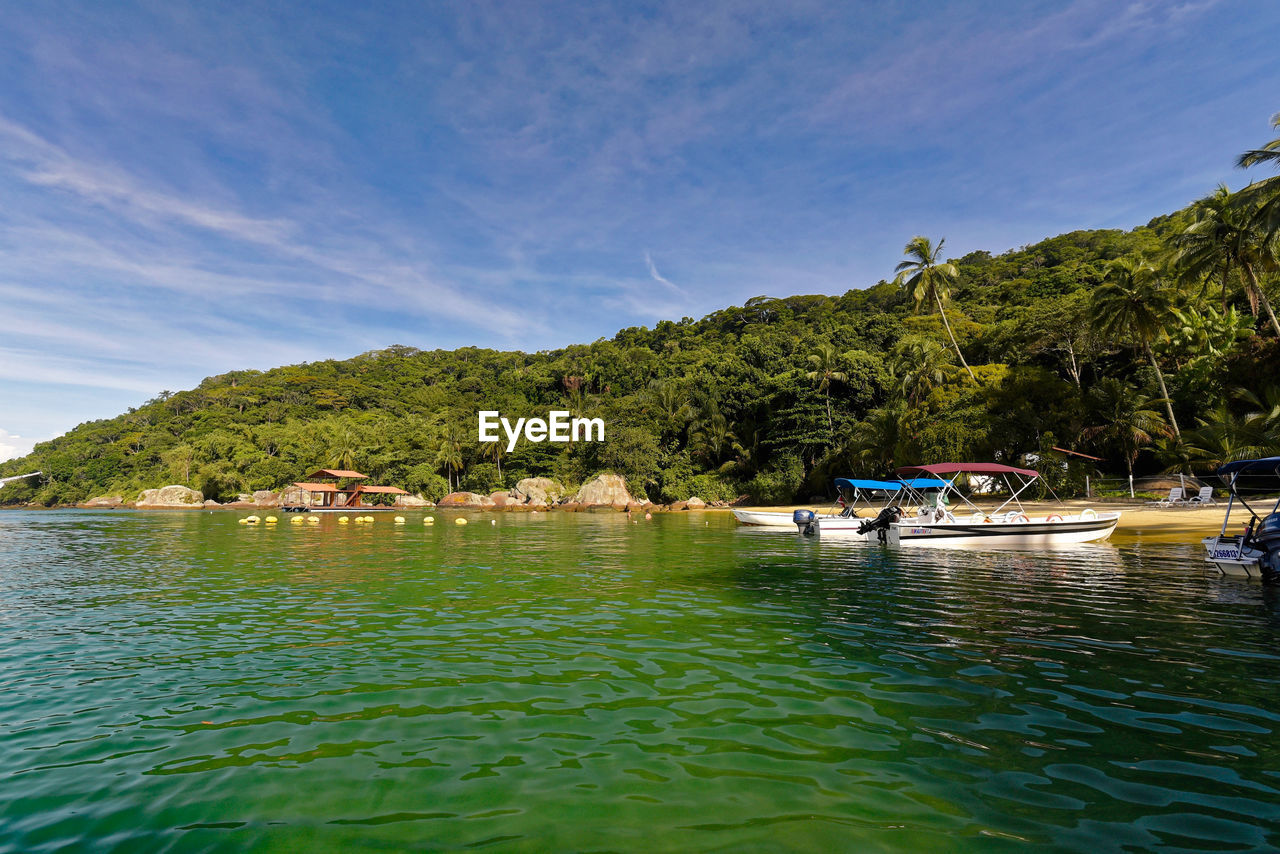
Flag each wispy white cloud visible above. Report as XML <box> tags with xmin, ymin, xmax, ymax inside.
<box><xmin>0</xmin><ymin>428</ymin><xmax>42</xmax><ymax>462</ymax></box>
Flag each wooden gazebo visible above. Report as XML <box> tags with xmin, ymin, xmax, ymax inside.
<box><xmin>283</xmin><ymin>469</ymin><xmax>409</xmax><ymax>512</ymax></box>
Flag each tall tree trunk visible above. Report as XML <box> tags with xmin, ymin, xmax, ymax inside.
<box><xmin>935</xmin><ymin>292</ymin><xmax>977</xmax><ymax>380</ymax></box>
<box><xmin>1243</xmin><ymin>263</ymin><xmax>1280</xmax><ymax>337</ymax></box>
<box><xmin>1064</xmin><ymin>337</ymin><xmax>1081</xmax><ymax>388</ymax></box>
<box><xmin>1144</xmin><ymin>342</ymin><xmax>1181</xmax><ymax>439</ymax></box>
<box><xmin>825</xmin><ymin>392</ymin><xmax>833</xmax><ymax>440</ymax></box>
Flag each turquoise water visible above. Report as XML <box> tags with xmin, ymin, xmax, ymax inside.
<box><xmin>1</xmin><ymin>510</ymin><xmax>1278</xmax><ymax>852</ymax></box>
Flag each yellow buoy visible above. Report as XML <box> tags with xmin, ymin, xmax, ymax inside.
<box><xmin>455</xmin><ymin>517</ymin><xmax>468</xmax><ymax>526</ymax></box>
<box><xmin>265</xmin><ymin>516</ymin><xmax>278</xmax><ymax>524</ymax></box>
<box><xmin>424</xmin><ymin>516</ymin><xmax>435</xmax><ymax>525</ymax></box>
<box><xmin>394</xmin><ymin>516</ymin><xmax>405</xmax><ymax>524</ymax></box>
<box><xmin>238</xmin><ymin>518</ymin><xmax>249</xmax><ymax>525</ymax></box>
<box><xmin>338</xmin><ymin>516</ymin><xmax>349</xmax><ymax>524</ymax></box>
<box><xmin>246</xmin><ymin>515</ymin><xmax>260</xmax><ymax>523</ymax></box>
<box><xmin>363</xmin><ymin>516</ymin><xmax>374</xmax><ymax>523</ymax></box>
<box><xmin>290</xmin><ymin>516</ymin><xmax>304</xmax><ymax>525</ymax></box>
<box><xmin>307</xmin><ymin>516</ymin><xmax>320</xmax><ymax>524</ymax></box>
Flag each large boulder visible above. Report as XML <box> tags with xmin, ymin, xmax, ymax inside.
<box><xmin>438</xmin><ymin>491</ymin><xmax>496</xmax><ymax>508</ymax></box>
<box><xmin>510</xmin><ymin>477</ymin><xmax>567</xmax><ymax>507</ymax></box>
<box><xmin>136</xmin><ymin>485</ymin><xmax>204</xmax><ymax>508</ymax></box>
<box><xmin>395</xmin><ymin>494</ymin><xmax>433</xmax><ymax>507</ymax></box>
<box><xmin>686</xmin><ymin>496</ymin><xmax>706</xmax><ymax>509</ymax></box>
<box><xmin>83</xmin><ymin>495</ymin><xmax>124</xmax><ymax>507</ymax></box>
<box><xmin>252</xmin><ymin>490</ymin><xmax>279</xmax><ymax>507</ymax></box>
<box><xmin>489</xmin><ymin>491</ymin><xmax>511</xmax><ymax>508</ymax></box>
<box><xmin>573</xmin><ymin>474</ymin><xmax>633</xmax><ymax>508</ymax></box>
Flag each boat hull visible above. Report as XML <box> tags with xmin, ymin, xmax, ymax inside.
<box><xmin>731</xmin><ymin>509</ymin><xmax>796</xmax><ymax>527</ymax></box>
<box><xmin>731</xmin><ymin>509</ymin><xmax>869</xmax><ymax>529</ymax></box>
<box><xmin>1201</xmin><ymin>535</ymin><xmax>1265</xmax><ymax>577</ymax></box>
<box><xmin>887</xmin><ymin>513</ymin><xmax>1120</xmax><ymax>548</ymax></box>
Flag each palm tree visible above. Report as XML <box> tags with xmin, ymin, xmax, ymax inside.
<box><xmin>1088</xmin><ymin>257</ymin><xmax>1182</xmax><ymax>438</ymax></box>
<box><xmin>691</xmin><ymin>401</ymin><xmax>742</xmax><ymax>465</ymax></box>
<box><xmin>893</xmin><ymin>236</ymin><xmax>976</xmax><ymax>380</ymax></box>
<box><xmin>805</xmin><ymin>342</ymin><xmax>848</xmax><ymax>438</ymax></box>
<box><xmin>889</xmin><ymin>336</ymin><xmax>952</xmax><ymax>404</ymax></box>
<box><xmin>845</xmin><ymin>404</ymin><xmax>907</xmax><ymax>472</ymax></box>
<box><xmin>480</xmin><ymin>438</ymin><xmax>505</xmax><ymax>484</ymax></box>
<box><xmin>1237</xmin><ymin>111</ymin><xmax>1280</xmax><ymax>237</ymax></box>
<box><xmin>1184</xmin><ymin>404</ymin><xmax>1269</xmax><ymax>470</ymax></box>
<box><xmin>1079</xmin><ymin>379</ymin><xmax>1170</xmax><ymax>478</ymax></box>
<box><xmin>1172</xmin><ymin>184</ymin><xmax>1280</xmax><ymax>336</ymax></box>
<box><xmin>435</xmin><ymin>423</ymin><xmax>466</xmax><ymax>492</ymax></box>
<box><xmin>327</xmin><ymin>423</ymin><xmax>361</xmax><ymax>471</ymax></box>
<box><xmin>646</xmin><ymin>379</ymin><xmax>692</xmax><ymax>439</ymax></box>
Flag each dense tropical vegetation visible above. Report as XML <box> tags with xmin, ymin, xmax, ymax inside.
<box><xmin>4</xmin><ymin>114</ymin><xmax>1280</xmax><ymax>506</ymax></box>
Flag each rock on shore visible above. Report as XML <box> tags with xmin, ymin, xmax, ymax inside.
<box><xmin>573</xmin><ymin>474</ymin><xmax>633</xmax><ymax>508</ymax></box>
<box><xmin>509</xmin><ymin>477</ymin><xmax>567</xmax><ymax>507</ymax></box>
<box><xmin>136</xmin><ymin>485</ymin><xmax>203</xmax><ymax>508</ymax></box>
<box><xmin>83</xmin><ymin>495</ymin><xmax>125</xmax><ymax>507</ymax></box>
<box><xmin>438</xmin><ymin>491</ymin><xmax>496</xmax><ymax>507</ymax></box>
<box><xmin>395</xmin><ymin>494</ymin><xmax>433</xmax><ymax>507</ymax></box>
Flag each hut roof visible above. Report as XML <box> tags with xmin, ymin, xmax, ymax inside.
<box><xmin>305</xmin><ymin>469</ymin><xmax>368</xmax><ymax>479</ymax></box>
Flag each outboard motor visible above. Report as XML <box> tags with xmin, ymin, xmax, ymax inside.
<box><xmin>793</xmin><ymin>509</ymin><xmax>817</xmax><ymax>536</ymax></box>
<box><xmin>857</xmin><ymin>505</ymin><xmax>902</xmax><ymax>544</ymax></box>
<box><xmin>1252</xmin><ymin>513</ymin><xmax>1280</xmax><ymax>581</ymax></box>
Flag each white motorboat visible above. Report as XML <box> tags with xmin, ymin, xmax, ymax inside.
<box><xmin>866</xmin><ymin>462</ymin><xmax>1120</xmax><ymax>548</ymax></box>
<box><xmin>734</xmin><ymin>478</ymin><xmax>944</xmax><ymax>540</ymax></box>
<box><xmin>1200</xmin><ymin>457</ymin><xmax>1280</xmax><ymax>579</ymax></box>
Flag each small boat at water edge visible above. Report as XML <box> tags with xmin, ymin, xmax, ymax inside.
<box><xmin>1201</xmin><ymin>457</ymin><xmax>1280</xmax><ymax>579</ymax></box>
<box><xmin>733</xmin><ymin>477</ymin><xmax>947</xmax><ymax>540</ymax></box>
<box><xmin>872</xmin><ymin>463</ymin><xmax>1120</xmax><ymax>548</ymax></box>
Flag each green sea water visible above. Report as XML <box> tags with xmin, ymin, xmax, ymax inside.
<box><xmin>1</xmin><ymin>509</ymin><xmax>1278</xmax><ymax>853</ymax></box>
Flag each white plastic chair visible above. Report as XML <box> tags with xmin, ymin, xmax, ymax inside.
<box><xmin>1189</xmin><ymin>486</ymin><xmax>1216</xmax><ymax>506</ymax></box>
<box><xmin>1151</xmin><ymin>487</ymin><xmax>1184</xmax><ymax>507</ymax></box>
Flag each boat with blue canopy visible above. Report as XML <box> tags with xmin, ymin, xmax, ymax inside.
<box><xmin>733</xmin><ymin>476</ymin><xmax>946</xmax><ymax>539</ymax></box>
<box><xmin>1201</xmin><ymin>457</ymin><xmax>1280</xmax><ymax>579</ymax></box>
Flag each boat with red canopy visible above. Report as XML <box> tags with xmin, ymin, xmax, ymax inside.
<box><xmin>857</xmin><ymin>462</ymin><xmax>1120</xmax><ymax>548</ymax></box>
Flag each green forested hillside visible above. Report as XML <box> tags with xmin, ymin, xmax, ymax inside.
<box><xmin>6</xmin><ymin>129</ymin><xmax>1280</xmax><ymax>506</ymax></box>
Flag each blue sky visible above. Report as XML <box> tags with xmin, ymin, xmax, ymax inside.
<box><xmin>1</xmin><ymin>0</ymin><xmax>1277</xmax><ymax>458</ymax></box>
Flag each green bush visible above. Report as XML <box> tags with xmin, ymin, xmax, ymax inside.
<box><xmin>747</xmin><ymin>455</ymin><xmax>804</xmax><ymax>505</ymax></box>
<box><xmin>461</xmin><ymin>463</ymin><xmax>501</xmax><ymax>495</ymax></box>
<box><xmin>404</xmin><ymin>464</ymin><xmax>449</xmax><ymax>502</ymax></box>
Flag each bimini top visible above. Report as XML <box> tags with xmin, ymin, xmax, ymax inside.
<box><xmin>898</xmin><ymin>477</ymin><xmax>950</xmax><ymax>490</ymax></box>
<box><xmin>1216</xmin><ymin>457</ymin><xmax>1280</xmax><ymax>477</ymax></box>
<box><xmin>834</xmin><ymin>478</ymin><xmax>902</xmax><ymax>492</ymax></box>
<box><xmin>897</xmin><ymin>462</ymin><xmax>1039</xmax><ymax>478</ymax></box>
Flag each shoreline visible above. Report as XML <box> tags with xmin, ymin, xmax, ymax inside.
<box><xmin>3</xmin><ymin>498</ymin><xmax>1234</xmax><ymax>536</ymax></box>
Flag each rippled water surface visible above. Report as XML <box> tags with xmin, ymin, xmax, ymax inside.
<box><xmin>2</xmin><ymin>510</ymin><xmax>1279</xmax><ymax>852</ymax></box>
